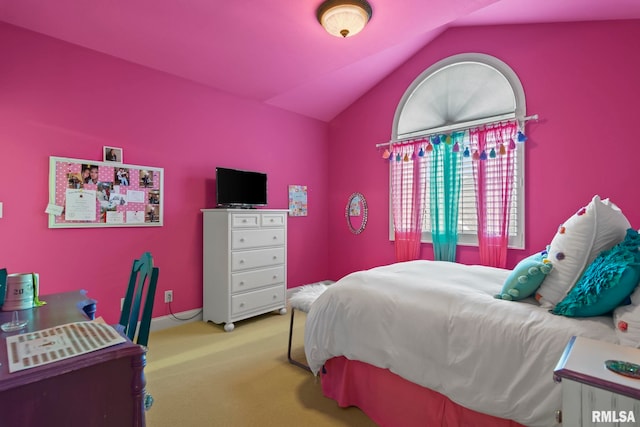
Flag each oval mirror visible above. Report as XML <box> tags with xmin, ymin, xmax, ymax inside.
<box><xmin>345</xmin><ymin>192</ymin><xmax>368</xmax><ymax>234</ymax></box>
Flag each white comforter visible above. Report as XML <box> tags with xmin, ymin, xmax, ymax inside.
<box><xmin>304</xmin><ymin>260</ymin><xmax>618</xmax><ymax>427</ymax></box>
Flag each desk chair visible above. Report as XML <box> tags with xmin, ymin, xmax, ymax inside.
<box><xmin>119</xmin><ymin>252</ymin><xmax>159</xmax><ymax>348</ymax></box>
<box><xmin>0</xmin><ymin>269</ymin><xmax>6</xmax><ymax>307</ymax></box>
<box><xmin>118</xmin><ymin>252</ymin><xmax>159</xmax><ymax>411</ymax></box>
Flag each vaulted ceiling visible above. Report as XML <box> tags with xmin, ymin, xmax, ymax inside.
<box><xmin>1</xmin><ymin>0</ymin><xmax>639</xmax><ymax>122</ymax></box>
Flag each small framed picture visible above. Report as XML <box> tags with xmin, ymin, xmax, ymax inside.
<box><xmin>103</xmin><ymin>146</ymin><xmax>123</xmax><ymax>163</ymax></box>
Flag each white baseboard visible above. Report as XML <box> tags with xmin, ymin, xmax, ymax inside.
<box><xmin>150</xmin><ymin>308</ymin><xmax>203</xmax><ymax>332</ymax></box>
<box><xmin>150</xmin><ymin>283</ymin><xmax>333</xmax><ymax>333</ymax></box>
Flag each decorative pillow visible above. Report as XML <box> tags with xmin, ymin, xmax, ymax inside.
<box><xmin>495</xmin><ymin>250</ymin><xmax>552</xmax><ymax>301</ymax></box>
<box><xmin>614</xmin><ymin>303</ymin><xmax>640</xmax><ymax>348</ymax></box>
<box><xmin>535</xmin><ymin>195</ymin><xmax>631</xmax><ymax>308</ymax></box>
<box><xmin>552</xmin><ymin>228</ymin><xmax>640</xmax><ymax>317</ymax></box>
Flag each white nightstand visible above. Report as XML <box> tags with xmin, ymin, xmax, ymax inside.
<box><xmin>554</xmin><ymin>336</ymin><xmax>640</xmax><ymax>426</ymax></box>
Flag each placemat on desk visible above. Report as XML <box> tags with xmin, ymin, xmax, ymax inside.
<box><xmin>6</xmin><ymin>321</ymin><xmax>126</xmax><ymax>373</ymax></box>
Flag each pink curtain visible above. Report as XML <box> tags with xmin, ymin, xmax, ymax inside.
<box><xmin>391</xmin><ymin>142</ymin><xmax>427</xmax><ymax>262</ymax></box>
<box><xmin>470</xmin><ymin>122</ymin><xmax>517</xmax><ymax>268</ymax></box>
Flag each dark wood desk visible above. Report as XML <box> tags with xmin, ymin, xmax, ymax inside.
<box><xmin>0</xmin><ymin>291</ymin><xmax>146</xmax><ymax>427</ymax></box>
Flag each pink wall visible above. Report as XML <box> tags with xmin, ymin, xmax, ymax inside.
<box><xmin>0</xmin><ymin>23</ymin><xmax>330</xmax><ymax>323</ymax></box>
<box><xmin>3</xmin><ymin>20</ymin><xmax>640</xmax><ymax>323</ymax></box>
<box><xmin>327</xmin><ymin>20</ymin><xmax>640</xmax><ymax>279</ymax></box>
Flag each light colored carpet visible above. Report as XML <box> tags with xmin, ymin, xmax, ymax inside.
<box><xmin>144</xmin><ymin>309</ymin><xmax>377</xmax><ymax>427</ymax></box>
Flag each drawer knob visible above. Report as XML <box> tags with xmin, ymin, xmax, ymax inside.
<box><xmin>272</xmin><ymin>295</ymin><xmax>277</xmax><ymax>299</ymax></box>
<box><xmin>239</xmin><ymin>259</ymin><xmax>245</xmax><ymax>264</ymax></box>
<box><xmin>555</xmin><ymin>410</ymin><xmax>562</xmax><ymax>423</ymax></box>
<box><xmin>240</xmin><ymin>302</ymin><xmax>245</xmax><ymax>307</ymax></box>
<box><xmin>242</xmin><ymin>219</ymin><xmax>247</xmax><ymax>223</ymax></box>
<box><xmin>240</xmin><ymin>238</ymin><xmax>245</xmax><ymax>242</ymax></box>
<box><xmin>273</xmin><ymin>256</ymin><xmax>277</xmax><ymax>260</ymax></box>
<box><xmin>273</xmin><ymin>275</ymin><xmax>278</xmax><ymax>280</ymax></box>
<box><xmin>272</xmin><ymin>236</ymin><xmax>277</xmax><ymax>240</ymax></box>
<box><xmin>239</xmin><ymin>281</ymin><xmax>245</xmax><ymax>286</ymax></box>
<box><xmin>270</xmin><ymin>219</ymin><xmax>274</xmax><ymax>222</ymax></box>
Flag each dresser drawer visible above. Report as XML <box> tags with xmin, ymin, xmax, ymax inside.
<box><xmin>231</xmin><ymin>229</ymin><xmax>285</xmax><ymax>250</ymax></box>
<box><xmin>231</xmin><ymin>213</ymin><xmax>260</xmax><ymax>228</ymax></box>
<box><xmin>261</xmin><ymin>213</ymin><xmax>286</xmax><ymax>227</ymax></box>
<box><xmin>231</xmin><ymin>266</ymin><xmax>285</xmax><ymax>293</ymax></box>
<box><xmin>231</xmin><ymin>247</ymin><xmax>285</xmax><ymax>271</ymax></box>
<box><xmin>231</xmin><ymin>285</ymin><xmax>285</xmax><ymax>316</ymax></box>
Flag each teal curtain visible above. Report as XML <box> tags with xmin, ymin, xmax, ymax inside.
<box><xmin>429</xmin><ymin>132</ymin><xmax>463</xmax><ymax>262</ymax></box>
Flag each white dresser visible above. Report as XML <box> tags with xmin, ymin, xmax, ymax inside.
<box><xmin>201</xmin><ymin>208</ymin><xmax>288</xmax><ymax>332</ymax></box>
<box><xmin>554</xmin><ymin>336</ymin><xmax>640</xmax><ymax>426</ymax></box>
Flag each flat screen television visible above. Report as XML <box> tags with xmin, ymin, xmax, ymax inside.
<box><xmin>216</xmin><ymin>167</ymin><xmax>267</xmax><ymax>208</ymax></box>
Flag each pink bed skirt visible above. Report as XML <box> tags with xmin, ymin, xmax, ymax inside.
<box><xmin>321</xmin><ymin>357</ymin><xmax>525</xmax><ymax>427</ymax></box>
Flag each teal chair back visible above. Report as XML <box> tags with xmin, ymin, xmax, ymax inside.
<box><xmin>119</xmin><ymin>252</ymin><xmax>159</xmax><ymax>347</ymax></box>
<box><xmin>0</xmin><ymin>268</ymin><xmax>7</xmax><ymax>307</ymax></box>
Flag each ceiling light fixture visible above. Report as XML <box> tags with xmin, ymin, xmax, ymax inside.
<box><xmin>316</xmin><ymin>0</ymin><xmax>373</xmax><ymax>38</ymax></box>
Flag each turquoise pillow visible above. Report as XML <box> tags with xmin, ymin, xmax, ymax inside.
<box><xmin>553</xmin><ymin>228</ymin><xmax>640</xmax><ymax>317</ymax></box>
<box><xmin>495</xmin><ymin>250</ymin><xmax>553</xmax><ymax>301</ymax></box>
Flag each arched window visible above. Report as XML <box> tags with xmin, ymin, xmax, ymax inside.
<box><xmin>391</xmin><ymin>53</ymin><xmax>528</xmax><ymax>249</ymax></box>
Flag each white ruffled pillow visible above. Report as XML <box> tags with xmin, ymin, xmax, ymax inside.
<box><xmin>535</xmin><ymin>195</ymin><xmax>630</xmax><ymax>308</ymax></box>
<box><xmin>614</xmin><ymin>304</ymin><xmax>640</xmax><ymax>348</ymax></box>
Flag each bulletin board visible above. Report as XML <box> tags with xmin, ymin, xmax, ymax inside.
<box><xmin>48</xmin><ymin>156</ymin><xmax>164</xmax><ymax>228</ymax></box>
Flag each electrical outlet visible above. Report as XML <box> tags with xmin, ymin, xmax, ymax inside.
<box><xmin>164</xmin><ymin>290</ymin><xmax>173</xmax><ymax>303</ymax></box>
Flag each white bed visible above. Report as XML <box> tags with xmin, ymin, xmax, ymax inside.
<box><xmin>304</xmin><ymin>260</ymin><xmax>618</xmax><ymax>427</ymax></box>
